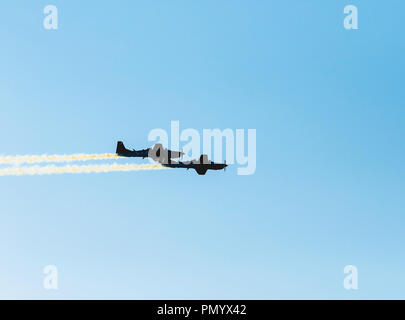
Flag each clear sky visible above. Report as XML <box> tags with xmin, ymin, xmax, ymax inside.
<box><xmin>0</xmin><ymin>0</ymin><xmax>404</xmax><ymax>299</ymax></box>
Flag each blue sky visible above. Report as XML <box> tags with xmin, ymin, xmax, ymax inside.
<box><xmin>0</xmin><ymin>0</ymin><xmax>404</xmax><ymax>299</ymax></box>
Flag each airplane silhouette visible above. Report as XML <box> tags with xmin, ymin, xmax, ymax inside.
<box><xmin>116</xmin><ymin>141</ymin><xmax>184</xmax><ymax>161</ymax></box>
<box><xmin>161</xmin><ymin>154</ymin><xmax>227</xmax><ymax>175</ymax></box>
<box><xmin>116</xmin><ymin>141</ymin><xmax>227</xmax><ymax>175</ymax></box>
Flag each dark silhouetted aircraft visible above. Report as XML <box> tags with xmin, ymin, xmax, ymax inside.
<box><xmin>116</xmin><ymin>141</ymin><xmax>184</xmax><ymax>161</ymax></box>
<box><xmin>161</xmin><ymin>154</ymin><xmax>227</xmax><ymax>175</ymax></box>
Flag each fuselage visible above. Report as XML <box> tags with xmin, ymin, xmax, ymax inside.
<box><xmin>162</xmin><ymin>160</ymin><xmax>227</xmax><ymax>175</ymax></box>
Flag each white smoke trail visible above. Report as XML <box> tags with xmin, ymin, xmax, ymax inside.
<box><xmin>0</xmin><ymin>153</ymin><xmax>121</xmax><ymax>165</ymax></box>
<box><xmin>0</xmin><ymin>163</ymin><xmax>168</xmax><ymax>176</ymax></box>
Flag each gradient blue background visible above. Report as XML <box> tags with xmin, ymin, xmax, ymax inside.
<box><xmin>0</xmin><ymin>0</ymin><xmax>404</xmax><ymax>299</ymax></box>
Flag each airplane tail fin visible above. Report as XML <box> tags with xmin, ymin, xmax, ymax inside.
<box><xmin>116</xmin><ymin>141</ymin><xmax>127</xmax><ymax>154</ymax></box>
<box><xmin>200</xmin><ymin>154</ymin><xmax>209</xmax><ymax>164</ymax></box>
